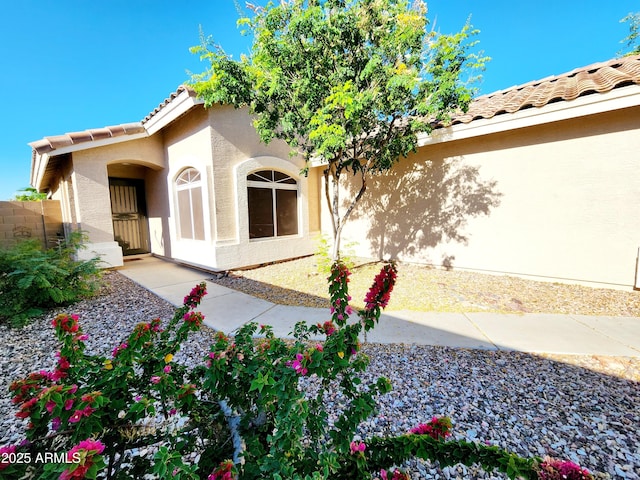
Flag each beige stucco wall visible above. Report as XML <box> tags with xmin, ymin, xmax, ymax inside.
<box><xmin>161</xmin><ymin>104</ymin><xmax>317</xmax><ymax>270</ymax></box>
<box><xmin>325</xmin><ymin>106</ymin><xmax>640</xmax><ymax>289</ymax></box>
<box><xmin>66</xmin><ymin>136</ymin><xmax>165</xmax><ymax>267</ymax></box>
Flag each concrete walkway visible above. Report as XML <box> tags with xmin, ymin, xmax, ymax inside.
<box><xmin>118</xmin><ymin>256</ymin><xmax>640</xmax><ymax>357</ymax></box>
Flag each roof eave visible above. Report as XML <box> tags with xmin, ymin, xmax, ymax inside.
<box><xmin>418</xmin><ymin>84</ymin><xmax>640</xmax><ymax>146</ymax></box>
<box><xmin>142</xmin><ymin>86</ymin><xmax>205</xmax><ymax>135</ymax></box>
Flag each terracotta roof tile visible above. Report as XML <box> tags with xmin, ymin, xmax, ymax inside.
<box><xmin>452</xmin><ymin>55</ymin><xmax>640</xmax><ymax>125</ymax></box>
<box><xmin>142</xmin><ymin>85</ymin><xmax>196</xmax><ymax>124</ymax></box>
<box><xmin>29</xmin><ymin>122</ymin><xmax>145</xmax><ymax>155</ymax></box>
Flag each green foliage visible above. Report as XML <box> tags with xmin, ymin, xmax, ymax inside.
<box><xmin>190</xmin><ymin>0</ymin><xmax>489</xmax><ymax>260</ymax></box>
<box><xmin>315</xmin><ymin>233</ymin><xmax>357</xmax><ymax>274</ymax></box>
<box><xmin>2</xmin><ymin>263</ymin><xmax>595</xmax><ymax>479</ymax></box>
<box><xmin>0</xmin><ymin>231</ymin><xmax>102</xmax><ymax>327</ymax></box>
<box><xmin>620</xmin><ymin>11</ymin><xmax>640</xmax><ymax>56</ymax></box>
<box><xmin>12</xmin><ymin>187</ymin><xmax>48</xmax><ymax>201</ymax></box>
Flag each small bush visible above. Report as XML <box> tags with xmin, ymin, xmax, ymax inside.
<box><xmin>0</xmin><ymin>231</ymin><xmax>102</xmax><ymax>327</ymax></box>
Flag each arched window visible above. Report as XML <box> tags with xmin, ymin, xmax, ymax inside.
<box><xmin>247</xmin><ymin>170</ymin><xmax>298</xmax><ymax>239</ymax></box>
<box><xmin>175</xmin><ymin>168</ymin><xmax>205</xmax><ymax>240</ymax></box>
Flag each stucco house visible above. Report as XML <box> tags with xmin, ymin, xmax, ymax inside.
<box><xmin>30</xmin><ymin>55</ymin><xmax>640</xmax><ymax>289</ymax></box>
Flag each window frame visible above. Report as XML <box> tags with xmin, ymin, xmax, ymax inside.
<box><xmin>175</xmin><ymin>167</ymin><xmax>205</xmax><ymax>241</ymax></box>
<box><xmin>247</xmin><ymin>169</ymin><xmax>299</xmax><ymax>240</ymax></box>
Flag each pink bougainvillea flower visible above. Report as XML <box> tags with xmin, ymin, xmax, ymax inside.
<box><xmin>51</xmin><ymin>417</ymin><xmax>61</xmax><ymax>431</ymax></box>
<box><xmin>183</xmin><ymin>311</ymin><xmax>204</xmax><ymax>328</ymax></box>
<box><xmin>68</xmin><ymin>410</ymin><xmax>84</xmax><ymax>423</ymax></box>
<box><xmin>164</xmin><ymin>365</ymin><xmax>172</xmax><ymax>374</ymax></box>
<box><xmin>45</xmin><ymin>400</ymin><xmax>56</xmax><ymax>413</ymax></box>
<box><xmin>537</xmin><ymin>457</ymin><xmax>594</xmax><ymax>480</ymax></box>
<box><xmin>184</xmin><ymin>283</ymin><xmax>208</xmax><ymax>308</ymax></box>
<box><xmin>0</xmin><ymin>445</ymin><xmax>16</xmax><ymax>471</ymax></box>
<box><xmin>288</xmin><ymin>353</ymin><xmax>308</xmax><ymax>376</ymax></box>
<box><xmin>317</xmin><ymin>320</ymin><xmax>336</xmax><ymax>336</ymax></box>
<box><xmin>363</xmin><ymin>263</ymin><xmax>397</xmax><ymax>311</ymax></box>
<box><xmin>60</xmin><ymin>439</ymin><xmax>105</xmax><ymax>480</ymax></box>
<box><xmin>207</xmin><ymin>460</ymin><xmax>236</xmax><ymax>480</ymax></box>
<box><xmin>112</xmin><ymin>343</ymin><xmax>128</xmax><ymax>358</ymax></box>
<box><xmin>380</xmin><ymin>468</ymin><xmax>411</xmax><ymax>480</ymax></box>
<box><xmin>349</xmin><ymin>441</ymin><xmax>366</xmax><ymax>454</ymax></box>
<box><xmin>52</xmin><ymin>314</ymin><xmax>80</xmax><ymax>334</ymax></box>
<box><xmin>409</xmin><ymin>416</ymin><xmax>452</xmax><ymax>440</ymax></box>
<box><xmin>64</xmin><ymin>399</ymin><xmax>74</xmax><ymax>411</ymax></box>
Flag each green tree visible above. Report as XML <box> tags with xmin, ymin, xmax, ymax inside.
<box><xmin>191</xmin><ymin>0</ymin><xmax>487</xmax><ymax>260</ymax></box>
<box><xmin>13</xmin><ymin>186</ymin><xmax>47</xmax><ymax>201</ymax></box>
<box><xmin>620</xmin><ymin>11</ymin><xmax>640</xmax><ymax>56</ymax></box>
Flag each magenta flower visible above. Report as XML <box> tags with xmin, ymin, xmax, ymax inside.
<box><xmin>150</xmin><ymin>376</ymin><xmax>162</xmax><ymax>384</ymax></box>
<box><xmin>363</xmin><ymin>263</ymin><xmax>397</xmax><ymax>311</ymax></box>
<box><xmin>349</xmin><ymin>441</ymin><xmax>366</xmax><ymax>455</ymax></box>
<box><xmin>52</xmin><ymin>313</ymin><xmax>80</xmax><ymax>333</ymax></box>
<box><xmin>164</xmin><ymin>365</ymin><xmax>172</xmax><ymax>374</ymax></box>
<box><xmin>183</xmin><ymin>311</ymin><xmax>204</xmax><ymax>328</ymax></box>
<box><xmin>64</xmin><ymin>399</ymin><xmax>74</xmax><ymax>411</ymax></box>
<box><xmin>184</xmin><ymin>283</ymin><xmax>208</xmax><ymax>308</ymax></box>
<box><xmin>60</xmin><ymin>439</ymin><xmax>105</xmax><ymax>480</ymax></box>
<box><xmin>409</xmin><ymin>416</ymin><xmax>452</xmax><ymax>440</ymax></box>
<box><xmin>288</xmin><ymin>353</ymin><xmax>308</xmax><ymax>376</ymax></box>
<box><xmin>380</xmin><ymin>468</ymin><xmax>410</xmax><ymax>480</ymax></box>
<box><xmin>112</xmin><ymin>343</ymin><xmax>128</xmax><ymax>358</ymax></box>
<box><xmin>51</xmin><ymin>417</ymin><xmax>61</xmax><ymax>431</ymax></box>
<box><xmin>207</xmin><ymin>460</ymin><xmax>236</xmax><ymax>480</ymax></box>
<box><xmin>0</xmin><ymin>445</ymin><xmax>16</xmax><ymax>471</ymax></box>
<box><xmin>68</xmin><ymin>410</ymin><xmax>84</xmax><ymax>423</ymax></box>
<box><xmin>45</xmin><ymin>400</ymin><xmax>56</xmax><ymax>413</ymax></box>
<box><xmin>538</xmin><ymin>457</ymin><xmax>594</xmax><ymax>480</ymax></box>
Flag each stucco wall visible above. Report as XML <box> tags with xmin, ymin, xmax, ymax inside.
<box><xmin>325</xmin><ymin>107</ymin><xmax>640</xmax><ymax>289</ymax></box>
<box><xmin>161</xmin><ymin>104</ymin><xmax>317</xmax><ymax>270</ymax></box>
<box><xmin>68</xmin><ymin>136</ymin><xmax>165</xmax><ymax>267</ymax></box>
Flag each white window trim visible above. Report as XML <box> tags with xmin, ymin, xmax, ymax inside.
<box><xmin>234</xmin><ymin>156</ymin><xmax>308</xmax><ymax>245</ymax></box>
<box><xmin>247</xmin><ymin>170</ymin><xmax>299</xmax><ymax>239</ymax></box>
<box><xmin>175</xmin><ymin>167</ymin><xmax>204</xmax><ymax>240</ymax></box>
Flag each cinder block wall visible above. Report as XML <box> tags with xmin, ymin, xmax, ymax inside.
<box><xmin>0</xmin><ymin>200</ymin><xmax>64</xmax><ymax>250</ymax></box>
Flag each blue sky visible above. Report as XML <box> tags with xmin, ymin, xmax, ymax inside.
<box><xmin>0</xmin><ymin>0</ymin><xmax>637</xmax><ymax>200</ymax></box>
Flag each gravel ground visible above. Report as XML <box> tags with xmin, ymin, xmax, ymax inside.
<box><xmin>1</xmin><ymin>271</ymin><xmax>639</xmax><ymax>479</ymax></box>
<box><xmin>211</xmin><ymin>255</ymin><xmax>640</xmax><ymax>316</ymax></box>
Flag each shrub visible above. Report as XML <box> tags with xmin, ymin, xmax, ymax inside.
<box><xmin>1</xmin><ymin>262</ymin><xmax>596</xmax><ymax>479</ymax></box>
<box><xmin>0</xmin><ymin>231</ymin><xmax>102</xmax><ymax>327</ymax></box>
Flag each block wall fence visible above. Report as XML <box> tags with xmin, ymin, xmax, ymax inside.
<box><xmin>0</xmin><ymin>200</ymin><xmax>64</xmax><ymax>250</ymax></box>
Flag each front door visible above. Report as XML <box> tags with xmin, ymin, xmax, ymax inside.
<box><xmin>109</xmin><ymin>178</ymin><xmax>150</xmax><ymax>255</ymax></box>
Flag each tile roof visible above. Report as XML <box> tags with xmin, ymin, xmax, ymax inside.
<box><xmin>451</xmin><ymin>54</ymin><xmax>640</xmax><ymax>125</ymax></box>
<box><xmin>29</xmin><ymin>123</ymin><xmax>146</xmax><ymax>155</ymax></box>
<box><xmin>29</xmin><ymin>56</ymin><xmax>640</xmax><ymax>157</ymax></box>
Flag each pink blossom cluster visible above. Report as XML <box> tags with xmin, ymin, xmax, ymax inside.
<box><xmin>409</xmin><ymin>416</ymin><xmax>452</xmax><ymax>440</ymax></box>
<box><xmin>380</xmin><ymin>468</ymin><xmax>410</xmax><ymax>480</ymax></box>
<box><xmin>349</xmin><ymin>441</ymin><xmax>366</xmax><ymax>455</ymax></box>
<box><xmin>364</xmin><ymin>263</ymin><xmax>397</xmax><ymax>311</ymax></box>
<box><xmin>184</xmin><ymin>311</ymin><xmax>204</xmax><ymax>328</ymax></box>
<box><xmin>317</xmin><ymin>320</ymin><xmax>337</xmax><ymax>336</ymax></box>
<box><xmin>60</xmin><ymin>438</ymin><xmax>105</xmax><ymax>480</ymax></box>
<box><xmin>287</xmin><ymin>352</ymin><xmax>309</xmax><ymax>376</ymax></box>
<box><xmin>52</xmin><ymin>313</ymin><xmax>80</xmax><ymax>333</ymax></box>
<box><xmin>538</xmin><ymin>457</ymin><xmax>594</xmax><ymax>480</ymax></box>
<box><xmin>112</xmin><ymin>342</ymin><xmax>128</xmax><ymax>357</ymax></box>
<box><xmin>208</xmin><ymin>460</ymin><xmax>236</xmax><ymax>480</ymax></box>
<box><xmin>0</xmin><ymin>445</ymin><xmax>16</xmax><ymax>471</ymax></box>
<box><xmin>184</xmin><ymin>283</ymin><xmax>208</xmax><ymax>308</ymax></box>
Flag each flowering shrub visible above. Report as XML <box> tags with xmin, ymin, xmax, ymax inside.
<box><xmin>2</xmin><ymin>262</ymin><xmax>597</xmax><ymax>479</ymax></box>
<box><xmin>537</xmin><ymin>457</ymin><xmax>594</xmax><ymax>480</ymax></box>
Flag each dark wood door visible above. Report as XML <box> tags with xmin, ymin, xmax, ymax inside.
<box><xmin>109</xmin><ymin>178</ymin><xmax>149</xmax><ymax>255</ymax></box>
